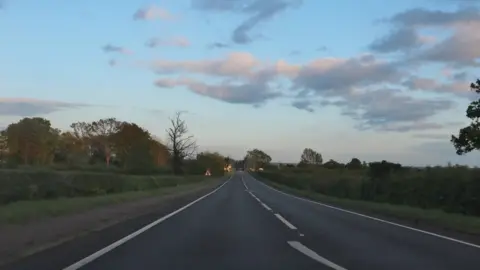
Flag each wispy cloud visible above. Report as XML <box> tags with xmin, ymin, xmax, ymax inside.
<box><xmin>133</xmin><ymin>5</ymin><xmax>176</xmax><ymax>21</ymax></box>
<box><xmin>146</xmin><ymin>36</ymin><xmax>190</xmax><ymax>48</ymax></box>
<box><xmin>207</xmin><ymin>42</ymin><xmax>230</xmax><ymax>49</ymax></box>
<box><xmin>192</xmin><ymin>0</ymin><xmax>303</xmax><ymax>44</ymax></box>
<box><xmin>0</xmin><ymin>98</ymin><xmax>87</xmax><ymax>117</ymax></box>
<box><xmin>102</xmin><ymin>44</ymin><xmax>133</xmax><ymax>55</ymax></box>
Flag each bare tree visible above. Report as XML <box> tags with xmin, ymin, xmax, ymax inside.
<box><xmin>166</xmin><ymin>112</ymin><xmax>197</xmax><ymax>174</ymax></box>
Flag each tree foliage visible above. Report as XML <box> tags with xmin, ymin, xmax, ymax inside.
<box><xmin>244</xmin><ymin>149</ymin><xmax>271</xmax><ymax>170</ymax></box>
<box><xmin>299</xmin><ymin>148</ymin><xmax>322</xmax><ymax>166</ymax></box>
<box><xmin>452</xmin><ymin>79</ymin><xmax>480</xmax><ymax>155</ymax></box>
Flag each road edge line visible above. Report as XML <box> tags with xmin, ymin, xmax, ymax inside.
<box><xmin>62</xmin><ymin>176</ymin><xmax>233</xmax><ymax>270</ymax></box>
<box><xmin>247</xmin><ymin>173</ymin><xmax>480</xmax><ymax>249</ymax></box>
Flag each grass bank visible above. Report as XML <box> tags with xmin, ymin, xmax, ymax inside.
<box><xmin>256</xmin><ymin>175</ymin><xmax>480</xmax><ymax>235</ymax></box>
<box><xmin>0</xmin><ymin>177</ymin><xmax>223</xmax><ymax>224</ymax></box>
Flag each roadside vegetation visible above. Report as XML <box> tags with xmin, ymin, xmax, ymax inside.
<box><xmin>248</xmin><ymin>79</ymin><xmax>480</xmax><ymax>234</ymax></box>
<box><xmin>0</xmin><ymin>111</ymin><xmax>232</xmax><ymax>222</ymax></box>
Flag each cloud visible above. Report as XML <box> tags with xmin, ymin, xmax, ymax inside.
<box><xmin>0</xmin><ymin>98</ymin><xmax>86</xmax><ymax>117</ymax></box>
<box><xmin>133</xmin><ymin>5</ymin><xmax>176</xmax><ymax>21</ymax></box>
<box><xmin>317</xmin><ymin>46</ymin><xmax>328</xmax><ymax>51</ymax></box>
<box><xmin>102</xmin><ymin>44</ymin><xmax>132</xmax><ymax>55</ymax></box>
<box><xmin>108</xmin><ymin>59</ymin><xmax>117</xmax><ymax>66</ymax></box>
<box><xmin>372</xmin><ymin>7</ymin><xmax>480</xmax><ymax>67</ymax></box>
<box><xmin>155</xmin><ymin>77</ymin><xmax>282</xmax><ymax>105</ymax></box>
<box><xmin>207</xmin><ymin>42</ymin><xmax>230</xmax><ymax>49</ymax></box>
<box><xmin>289</xmin><ymin>50</ymin><xmax>301</xmax><ymax>56</ymax></box>
<box><xmin>192</xmin><ymin>0</ymin><xmax>302</xmax><ymax>44</ymax></box>
<box><xmin>147</xmin><ymin>50</ymin><xmax>461</xmax><ymax>131</ymax></box>
<box><xmin>146</xmin><ymin>36</ymin><xmax>190</xmax><ymax>48</ymax></box>
<box><xmin>402</xmin><ymin>75</ymin><xmax>473</xmax><ymax>98</ymax></box>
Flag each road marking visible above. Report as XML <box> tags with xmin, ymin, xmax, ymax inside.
<box><xmin>63</xmin><ymin>176</ymin><xmax>233</xmax><ymax>270</ymax></box>
<box><xmin>241</xmin><ymin>176</ymin><xmax>249</xmax><ymax>190</ymax></box>
<box><xmin>299</xmin><ymin>233</ymin><xmax>305</xmax><ymax>237</ymax></box>
<box><xmin>288</xmin><ymin>241</ymin><xmax>347</xmax><ymax>270</ymax></box>
<box><xmin>248</xmin><ymin>173</ymin><xmax>480</xmax><ymax>249</ymax></box>
<box><xmin>274</xmin><ymin>213</ymin><xmax>297</xmax><ymax>230</ymax></box>
<box><xmin>261</xmin><ymin>202</ymin><xmax>272</xmax><ymax>211</ymax></box>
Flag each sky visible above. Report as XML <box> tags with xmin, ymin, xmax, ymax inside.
<box><xmin>1</xmin><ymin>0</ymin><xmax>480</xmax><ymax>166</ymax></box>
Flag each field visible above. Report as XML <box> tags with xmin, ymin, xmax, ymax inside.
<box><xmin>256</xmin><ymin>163</ymin><xmax>480</xmax><ymax>234</ymax></box>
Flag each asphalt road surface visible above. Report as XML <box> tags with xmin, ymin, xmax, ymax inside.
<box><xmin>7</xmin><ymin>172</ymin><xmax>480</xmax><ymax>270</ymax></box>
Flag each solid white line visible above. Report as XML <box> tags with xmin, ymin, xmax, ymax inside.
<box><xmin>274</xmin><ymin>213</ymin><xmax>297</xmax><ymax>230</ymax></box>
<box><xmin>241</xmin><ymin>176</ymin><xmax>248</xmax><ymax>190</ymax></box>
<box><xmin>248</xmin><ymin>173</ymin><xmax>480</xmax><ymax>249</ymax></box>
<box><xmin>261</xmin><ymin>202</ymin><xmax>272</xmax><ymax>211</ymax></box>
<box><xmin>63</xmin><ymin>177</ymin><xmax>233</xmax><ymax>270</ymax></box>
<box><xmin>288</xmin><ymin>241</ymin><xmax>347</xmax><ymax>270</ymax></box>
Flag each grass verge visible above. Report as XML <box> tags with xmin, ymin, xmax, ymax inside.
<box><xmin>259</xmin><ymin>178</ymin><xmax>480</xmax><ymax>235</ymax></box>
<box><xmin>0</xmin><ymin>178</ymin><xmax>222</xmax><ymax>224</ymax></box>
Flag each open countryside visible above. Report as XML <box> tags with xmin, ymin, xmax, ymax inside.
<box><xmin>2</xmin><ymin>0</ymin><xmax>480</xmax><ymax>270</ymax></box>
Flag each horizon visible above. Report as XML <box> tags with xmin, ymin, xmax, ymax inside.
<box><xmin>1</xmin><ymin>0</ymin><xmax>480</xmax><ymax>167</ymax></box>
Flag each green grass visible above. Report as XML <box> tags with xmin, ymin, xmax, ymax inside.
<box><xmin>263</xmin><ymin>179</ymin><xmax>480</xmax><ymax>235</ymax></box>
<box><xmin>0</xmin><ymin>178</ymin><xmax>221</xmax><ymax>224</ymax></box>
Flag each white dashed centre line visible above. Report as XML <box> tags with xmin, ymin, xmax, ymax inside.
<box><xmin>261</xmin><ymin>203</ymin><xmax>272</xmax><ymax>211</ymax></box>
<box><xmin>288</xmin><ymin>241</ymin><xmax>347</xmax><ymax>270</ymax></box>
<box><xmin>274</xmin><ymin>214</ymin><xmax>297</xmax><ymax>230</ymax></box>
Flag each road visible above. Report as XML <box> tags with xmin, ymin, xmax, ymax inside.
<box><xmin>6</xmin><ymin>171</ymin><xmax>480</xmax><ymax>270</ymax></box>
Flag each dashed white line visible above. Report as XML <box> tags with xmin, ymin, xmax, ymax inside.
<box><xmin>274</xmin><ymin>214</ymin><xmax>297</xmax><ymax>230</ymax></box>
<box><xmin>248</xmin><ymin>173</ymin><xmax>480</xmax><ymax>249</ymax></box>
<box><xmin>288</xmin><ymin>241</ymin><xmax>347</xmax><ymax>270</ymax></box>
<box><xmin>261</xmin><ymin>203</ymin><xmax>272</xmax><ymax>211</ymax></box>
<box><xmin>63</xmin><ymin>176</ymin><xmax>232</xmax><ymax>270</ymax></box>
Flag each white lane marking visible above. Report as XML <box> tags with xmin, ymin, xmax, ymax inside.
<box><xmin>299</xmin><ymin>233</ymin><xmax>305</xmax><ymax>237</ymax></box>
<box><xmin>274</xmin><ymin>213</ymin><xmax>297</xmax><ymax>230</ymax></box>
<box><xmin>241</xmin><ymin>176</ymin><xmax>249</xmax><ymax>190</ymax></box>
<box><xmin>261</xmin><ymin>202</ymin><xmax>272</xmax><ymax>211</ymax></box>
<box><xmin>288</xmin><ymin>241</ymin><xmax>347</xmax><ymax>270</ymax></box>
<box><xmin>63</xmin><ymin>176</ymin><xmax>233</xmax><ymax>270</ymax></box>
<box><xmin>247</xmin><ymin>173</ymin><xmax>480</xmax><ymax>249</ymax></box>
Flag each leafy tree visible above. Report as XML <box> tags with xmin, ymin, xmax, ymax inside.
<box><xmin>111</xmin><ymin>122</ymin><xmax>151</xmax><ymax>168</ymax></box>
<box><xmin>167</xmin><ymin>112</ymin><xmax>197</xmax><ymax>175</ymax></box>
<box><xmin>195</xmin><ymin>151</ymin><xmax>226</xmax><ymax>175</ymax></box>
<box><xmin>452</xmin><ymin>79</ymin><xmax>480</xmax><ymax>155</ymax></box>
<box><xmin>299</xmin><ymin>148</ymin><xmax>322</xmax><ymax>166</ymax></box>
<box><xmin>149</xmin><ymin>139</ymin><xmax>170</xmax><ymax>167</ymax></box>
<box><xmin>346</xmin><ymin>158</ymin><xmax>362</xmax><ymax>169</ymax></box>
<box><xmin>0</xmin><ymin>129</ymin><xmax>7</xmax><ymax>162</ymax></box>
<box><xmin>89</xmin><ymin>118</ymin><xmax>121</xmax><ymax>167</ymax></box>
<box><xmin>5</xmin><ymin>117</ymin><xmax>59</xmax><ymax>165</ymax></box>
<box><xmin>323</xmin><ymin>159</ymin><xmax>344</xmax><ymax>169</ymax></box>
<box><xmin>244</xmin><ymin>149</ymin><xmax>272</xmax><ymax>170</ymax></box>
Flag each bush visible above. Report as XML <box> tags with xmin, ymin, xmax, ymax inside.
<box><xmin>0</xmin><ymin>170</ymin><xmax>206</xmax><ymax>205</ymax></box>
<box><xmin>257</xmin><ymin>165</ymin><xmax>480</xmax><ymax>217</ymax></box>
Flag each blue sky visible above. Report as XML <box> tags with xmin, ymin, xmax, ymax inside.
<box><xmin>1</xmin><ymin>0</ymin><xmax>480</xmax><ymax>165</ymax></box>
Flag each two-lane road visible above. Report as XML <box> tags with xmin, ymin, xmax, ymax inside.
<box><xmin>6</xmin><ymin>171</ymin><xmax>480</xmax><ymax>270</ymax></box>
<box><xmin>63</xmin><ymin>172</ymin><xmax>329</xmax><ymax>270</ymax></box>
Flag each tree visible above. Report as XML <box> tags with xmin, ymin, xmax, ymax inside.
<box><xmin>111</xmin><ymin>122</ymin><xmax>151</xmax><ymax>168</ymax></box>
<box><xmin>166</xmin><ymin>112</ymin><xmax>197</xmax><ymax>175</ymax></box>
<box><xmin>299</xmin><ymin>148</ymin><xmax>322</xmax><ymax>166</ymax></box>
<box><xmin>452</xmin><ymin>79</ymin><xmax>480</xmax><ymax>155</ymax></box>
<box><xmin>323</xmin><ymin>159</ymin><xmax>344</xmax><ymax>169</ymax></box>
<box><xmin>149</xmin><ymin>139</ymin><xmax>170</xmax><ymax>167</ymax></box>
<box><xmin>195</xmin><ymin>151</ymin><xmax>226</xmax><ymax>175</ymax></box>
<box><xmin>244</xmin><ymin>149</ymin><xmax>272</xmax><ymax>170</ymax></box>
<box><xmin>6</xmin><ymin>117</ymin><xmax>59</xmax><ymax>165</ymax></box>
<box><xmin>346</xmin><ymin>158</ymin><xmax>362</xmax><ymax>169</ymax></box>
<box><xmin>0</xmin><ymin>129</ymin><xmax>7</xmax><ymax>162</ymax></box>
<box><xmin>89</xmin><ymin>118</ymin><xmax>121</xmax><ymax>166</ymax></box>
